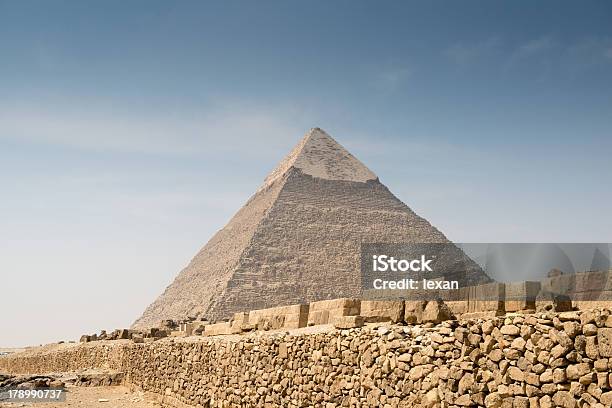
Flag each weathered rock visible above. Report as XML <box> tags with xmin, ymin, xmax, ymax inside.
<box><xmin>421</xmin><ymin>299</ymin><xmax>454</xmax><ymax>323</ymax></box>
<box><xmin>500</xmin><ymin>325</ymin><xmax>520</xmax><ymax>336</ymax></box>
<box><xmin>333</xmin><ymin>315</ymin><xmax>364</xmax><ymax>329</ymax></box>
<box><xmin>360</xmin><ymin>300</ymin><xmax>404</xmax><ymax>323</ymax></box>
<box><xmin>597</xmin><ymin>328</ymin><xmax>612</xmax><ymax>357</ymax></box>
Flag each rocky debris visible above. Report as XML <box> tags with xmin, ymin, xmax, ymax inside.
<box><xmin>74</xmin><ymin>372</ymin><xmax>124</xmax><ymax>387</ymax></box>
<box><xmin>0</xmin><ymin>374</ymin><xmax>64</xmax><ymax>389</ymax></box>
<box><xmin>79</xmin><ymin>327</ymin><xmax>169</xmax><ymax>344</ymax></box>
<box><xmin>0</xmin><ymin>372</ymin><xmax>123</xmax><ymax>389</ymax></box>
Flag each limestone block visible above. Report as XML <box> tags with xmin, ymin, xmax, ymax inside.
<box><xmin>249</xmin><ymin>304</ymin><xmax>309</xmax><ymax>330</ymax></box>
<box><xmin>598</xmin><ymin>328</ymin><xmax>612</xmax><ymax>357</ymax></box>
<box><xmin>278</xmin><ymin>342</ymin><xmax>288</xmax><ymax>359</ymax></box>
<box><xmin>438</xmin><ymin>286</ymin><xmax>470</xmax><ymax>315</ymax></box>
<box><xmin>574</xmin><ymin>299</ymin><xmax>612</xmax><ymax>311</ymax></box>
<box><xmin>308</xmin><ymin>298</ymin><xmax>360</xmax><ymax>326</ymax></box>
<box><xmin>404</xmin><ymin>300</ymin><xmax>427</xmax><ymax>323</ymax></box>
<box><xmin>360</xmin><ymin>300</ymin><xmax>404</xmax><ymax>323</ymax></box>
<box><xmin>505</xmin><ymin>281</ymin><xmax>541</xmax><ymax>312</ymax></box>
<box><xmin>307</xmin><ymin>310</ymin><xmax>330</xmax><ymax>326</ymax></box>
<box><xmin>402</xmin><ymin>299</ymin><xmax>453</xmax><ymax>323</ymax></box>
<box><xmin>203</xmin><ymin>322</ymin><xmax>232</xmax><ymax>337</ymax></box>
<box><xmin>445</xmin><ymin>300</ymin><xmax>469</xmax><ymax>315</ymax></box>
<box><xmin>230</xmin><ymin>312</ymin><xmax>250</xmax><ymax>331</ymax></box>
<box><xmin>468</xmin><ymin>282</ymin><xmax>505</xmax><ymax>312</ymax></box>
<box><xmin>421</xmin><ymin>299</ymin><xmax>454</xmax><ymax>323</ymax></box>
<box><xmin>333</xmin><ymin>315</ymin><xmax>365</xmax><ymax>329</ymax></box>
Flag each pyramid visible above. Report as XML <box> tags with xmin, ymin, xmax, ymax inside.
<box><xmin>133</xmin><ymin>128</ymin><xmax>489</xmax><ymax>328</ymax></box>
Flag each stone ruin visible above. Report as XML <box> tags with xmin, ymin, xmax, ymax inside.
<box><xmin>83</xmin><ymin>269</ymin><xmax>612</xmax><ymax>345</ymax></box>
<box><xmin>4</xmin><ymin>304</ymin><xmax>612</xmax><ymax>407</ymax></box>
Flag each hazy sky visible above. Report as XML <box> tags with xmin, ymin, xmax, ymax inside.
<box><xmin>1</xmin><ymin>1</ymin><xmax>611</xmax><ymax>347</ymax></box>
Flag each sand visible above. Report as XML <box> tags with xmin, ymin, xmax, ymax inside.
<box><xmin>0</xmin><ymin>386</ymin><xmax>159</xmax><ymax>408</ymax></box>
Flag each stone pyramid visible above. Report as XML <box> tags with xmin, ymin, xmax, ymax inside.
<box><xmin>133</xmin><ymin>128</ymin><xmax>488</xmax><ymax>328</ymax></box>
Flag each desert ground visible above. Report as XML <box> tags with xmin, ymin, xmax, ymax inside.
<box><xmin>0</xmin><ymin>385</ymin><xmax>160</xmax><ymax>408</ymax></box>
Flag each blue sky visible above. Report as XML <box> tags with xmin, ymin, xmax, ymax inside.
<box><xmin>1</xmin><ymin>1</ymin><xmax>611</xmax><ymax>347</ymax></box>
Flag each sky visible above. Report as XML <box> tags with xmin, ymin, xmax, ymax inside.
<box><xmin>1</xmin><ymin>1</ymin><xmax>611</xmax><ymax>347</ymax></box>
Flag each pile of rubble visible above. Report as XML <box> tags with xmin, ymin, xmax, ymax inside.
<box><xmin>79</xmin><ymin>320</ymin><xmax>179</xmax><ymax>344</ymax></box>
<box><xmin>0</xmin><ymin>374</ymin><xmax>64</xmax><ymax>389</ymax></box>
<box><xmin>0</xmin><ymin>372</ymin><xmax>123</xmax><ymax>389</ymax></box>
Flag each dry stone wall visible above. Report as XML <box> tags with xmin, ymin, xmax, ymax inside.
<box><xmin>3</xmin><ymin>309</ymin><xmax>612</xmax><ymax>408</ymax></box>
<box><xmin>0</xmin><ymin>342</ymin><xmax>126</xmax><ymax>374</ymax></box>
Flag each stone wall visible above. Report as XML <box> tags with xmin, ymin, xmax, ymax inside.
<box><xmin>0</xmin><ymin>342</ymin><xmax>127</xmax><ymax>374</ymax></box>
<box><xmin>3</xmin><ymin>309</ymin><xmax>612</xmax><ymax>407</ymax></box>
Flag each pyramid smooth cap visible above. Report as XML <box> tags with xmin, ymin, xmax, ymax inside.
<box><xmin>262</xmin><ymin>128</ymin><xmax>377</xmax><ymax>188</ymax></box>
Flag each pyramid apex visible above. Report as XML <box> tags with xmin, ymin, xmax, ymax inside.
<box><xmin>262</xmin><ymin>128</ymin><xmax>377</xmax><ymax>188</ymax></box>
<box><xmin>301</xmin><ymin>127</ymin><xmax>333</xmax><ymax>142</ymax></box>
